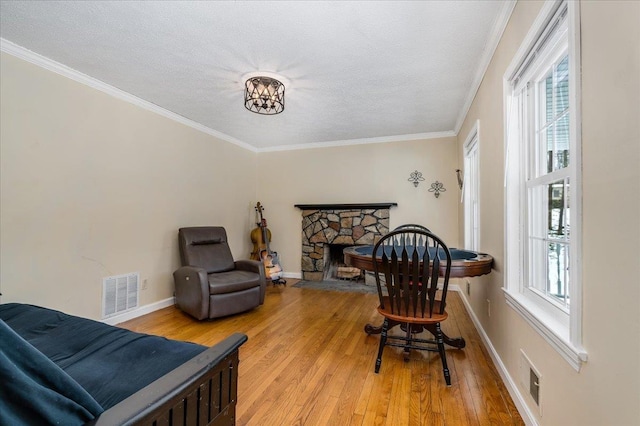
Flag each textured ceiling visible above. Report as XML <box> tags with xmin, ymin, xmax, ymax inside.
<box><xmin>0</xmin><ymin>1</ymin><xmax>512</xmax><ymax>151</ymax></box>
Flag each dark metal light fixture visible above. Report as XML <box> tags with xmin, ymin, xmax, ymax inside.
<box><xmin>244</xmin><ymin>76</ymin><xmax>285</xmax><ymax>115</ymax></box>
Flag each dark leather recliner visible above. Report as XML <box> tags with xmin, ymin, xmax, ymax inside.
<box><xmin>173</xmin><ymin>227</ymin><xmax>266</xmax><ymax>320</ymax></box>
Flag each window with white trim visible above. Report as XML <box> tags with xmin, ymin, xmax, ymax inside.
<box><xmin>464</xmin><ymin>121</ymin><xmax>480</xmax><ymax>251</ymax></box>
<box><xmin>503</xmin><ymin>0</ymin><xmax>586</xmax><ymax>370</ymax></box>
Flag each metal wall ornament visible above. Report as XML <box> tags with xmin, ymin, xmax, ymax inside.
<box><xmin>429</xmin><ymin>181</ymin><xmax>446</xmax><ymax>198</ymax></box>
<box><xmin>244</xmin><ymin>76</ymin><xmax>285</xmax><ymax>115</ymax></box>
<box><xmin>408</xmin><ymin>170</ymin><xmax>425</xmax><ymax>187</ymax></box>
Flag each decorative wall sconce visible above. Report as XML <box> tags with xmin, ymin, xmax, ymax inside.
<box><xmin>408</xmin><ymin>170</ymin><xmax>425</xmax><ymax>187</ymax></box>
<box><xmin>456</xmin><ymin>169</ymin><xmax>463</xmax><ymax>190</ymax></box>
<box><xmin>429</xmin><ymin>181</ymin><xmax>446</xmax><ymax>198</ymax></box>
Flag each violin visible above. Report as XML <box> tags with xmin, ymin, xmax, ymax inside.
<box><xmin>250</xmin><ymin>202</ymin><xmax>284</xmax><ymax>282</ymax></box>
<box><xmin>250</xmin><ymin>201</ymin><xmax>269</xmax><ymax>261</ymax></box>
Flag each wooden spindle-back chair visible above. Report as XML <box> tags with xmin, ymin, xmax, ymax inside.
<box><xmin>392</xmin><ymin>223</ymin><xmax>431</xmax><ymax>232</ymax></box>
<box><xmin>371</xmin><ymin>228</ymin><xmax>454</xmax><ymax>385</ymax></box>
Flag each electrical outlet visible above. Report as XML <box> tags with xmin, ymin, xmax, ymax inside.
<box><xmin>486</xmin><ymin>299</ymin><xmax>491</xmax><ymax>317</ymax></box>
<box><xmin>466</xmin><ymin>281</ymin><xmax>471</xmax><ymax>296</ymax></box>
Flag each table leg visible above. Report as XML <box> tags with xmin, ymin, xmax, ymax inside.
<box><xmin>364</xmin><ymin>321</ymin><xmax>466</xmax><ymax>349</ymax></box>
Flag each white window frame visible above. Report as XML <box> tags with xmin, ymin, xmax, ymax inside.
<box><xmin>464</xmin><ymin>120</ymin><xmax>480</xmax><ymax>252</ymax></box>
<box><xmin>503</xmin><ymin>0</ymin><xmax>586</xmax><ymax>371</ymax></box>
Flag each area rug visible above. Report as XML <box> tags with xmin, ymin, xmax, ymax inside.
<box><xmin>292</xmin><ymin>279</ymin><xmax>378</xmax><ymax>294</ymax></box>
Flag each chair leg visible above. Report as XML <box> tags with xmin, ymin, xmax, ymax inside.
<box><xmin>403</xmin><ymin>323</ymin><xmax>412</xmax><ymax>362</ymax></box>
<box><xmin>375</xmin><ymin>319</ymin><xmax>389</xmax><ymax>373</ymax></box>
<box><xmin>435</xmin><ymin>323</ymin><xmax>451</xmax><ymax>386</ymax></box>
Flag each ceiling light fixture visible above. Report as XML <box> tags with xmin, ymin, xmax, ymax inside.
<box><xmin>244</xmin><ymin>76</ymin><xmax>285</xmax><ymax>115</ymax></box>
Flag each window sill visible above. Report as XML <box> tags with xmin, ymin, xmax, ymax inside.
<box><xmin>502</xmin><ymin>288</ymin><xmax>587</xmax><ymax>371</ymax></box>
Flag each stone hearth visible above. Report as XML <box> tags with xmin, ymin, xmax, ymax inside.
<box><xmin>295</xmin><ymin>203</ymin><xmax>396</xmax><ymax>281</ymax></box>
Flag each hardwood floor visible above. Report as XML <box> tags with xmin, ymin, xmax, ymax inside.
<box><xmin>119</xmin><ymin>280</ymin><xmax>523</xmax><ymax>426</ymax></box>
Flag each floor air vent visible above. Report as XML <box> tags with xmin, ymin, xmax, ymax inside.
<box><xmin>102</xmin><ymin>272</ymin><xmax>139</xmax><ymax>319</ymax></box>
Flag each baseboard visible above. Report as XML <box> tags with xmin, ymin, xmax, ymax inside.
<box><xmin>102</xmin><ymin>297</ymin><xmax>175</xmax><ymax>326</ymax></box>
<box><xmin>456</xmin><ymin>289</ymin><xmax>538</xmax><ymax>426</ymax></box>
<box><xmin>282</xmin><ymin>271</ymin><xmax>302</xmax><ymax>279</ymax></box>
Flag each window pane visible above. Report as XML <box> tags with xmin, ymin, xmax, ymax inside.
<box><xmin>538</xmin><ymin>55</ymin><xmax>570</xmax><ymax>174</ymax></box>
<box><xmin>555</xmin><ymin>113</ymin><xmax>569</xmax><ymax>169</ymax></box>
<box><xmin>555</xmin><ymin>56</ymin><xmax>569</xmax><ymax>115</ymax></box>
<box><xmin>547</xmin><ymin>179</ymin><xmax>569</xmax><ymax>239</ymax></box>
<box><xmin>529</xmin><ymin>237</ymin><xmax>547</xmax><ymax>293</ymax></box>
<box><xmin>545</xmin><ymin>117</ymin><xmax>570</xmax><ymax>173</ymax></box>
<box><xmin>529</xmin><ymin>184</ymin><xmax>548</xmax><ymax>239</ymax></box>
<box><xmin>528</xmin><ymin>178</ymin><xmax>571</xmax><ymax>307</ymax></box>
<box><xmin>547</xmin><ymin>242</ymin><xmax>570</xmax><ymax>307</ymax></box>
<box><xmin>565</xmin><ymin>178</ymin><xmax>571</xmax><ymax>238</ymax></box>
<box><xmin>545</xmin><ymin>73</ymin><xmax>554</xmax><ymax>123</ymax></box>
<box><xmin>546</xmin><ymin>124</ymin><xmax>554</xmax><ymax>173</ymax></box>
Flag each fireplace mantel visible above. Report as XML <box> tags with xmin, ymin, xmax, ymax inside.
<box><xmin>294</xmin><ymin>202</ymin><xmax>397</xmax><ymax>210</ymax></box>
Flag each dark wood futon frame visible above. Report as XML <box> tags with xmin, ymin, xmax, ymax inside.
<box><xmin>88</xmin><ymin>333</ymin><xmax>247</xmax><ymax>426</ymax></box>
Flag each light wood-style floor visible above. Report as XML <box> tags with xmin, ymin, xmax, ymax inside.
<box><xmin>120</xmin><ymin>280</ymin><xmax>524</xmax><ymax>426</ymax></box>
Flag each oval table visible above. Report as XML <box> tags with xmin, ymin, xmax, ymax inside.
<box><xmin>343</xmin><ymin>245</ymin><xmax>493</xmax><ymax>278</ymax></box>
<box><xmin>343</xmin><ymin>245</ymin><xmax>493</xmax><ymax>349</ymax></box>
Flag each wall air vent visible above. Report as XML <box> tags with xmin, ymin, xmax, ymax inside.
<box><xmin>102</xmin><ymin>272</ymin><xmax>139</xmax><ymax>319</ymax></box>
<box><xmin>520</xmin><ymin>349</ymin><xmax>543</xmax><ymax>415</ymax></box>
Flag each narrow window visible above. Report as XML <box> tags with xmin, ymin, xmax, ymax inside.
<box><xmin>464</xmin><ymin>121</ymin><xmax>480</xmax><ymax>251</ymax></box>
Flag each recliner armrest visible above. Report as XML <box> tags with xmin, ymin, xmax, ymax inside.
<box><xmin>173</xmin><ymin>266</ymin><xmax>210</xmax><ymax>320</ymax></box>
<box><xmin>235</xmin><ymin>260</ymin><xmax>267</xmax><ymax>303</ymax></box>
<box><xmin>234</xmin><ymin>259</ymin><xmax>264</xmax><ymax>275</ymax></box>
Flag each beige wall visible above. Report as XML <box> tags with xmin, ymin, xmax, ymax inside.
<box><xmin>0</xmin><ymin>52</ymin><xmax>258</xmax><ymax>320</ymax></box>
<box><xmin>0</xmin><ymin>50</ymin><xmax>460</xmax><ymax>318</ymax></box>
<box><xmin>457</xmin><ymin>1</ymin><xmax>640</xmax><ymax>425</ymax></box>
<box><xmin>257</xmin><ymin>138</ymin><xmax>460</xmax><ymax>274</ymax></box>
<box><xmin>2</xmin><ymin>1</ymin><xmax>639</xmax><ymax>423</ymax></box>
<box><xmin>0</xmin><ymin>52</ymin><xmax>462</xmax><ymax>321</ymax></box>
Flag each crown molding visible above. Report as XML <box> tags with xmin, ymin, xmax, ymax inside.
<box><xmin>0</xmin><ymin>38</ymin><xmax>258</xmax><ymax>153</ymax></box>
<box><xmin>454</xmin><ymin>0</ymin><xmax>517</xmax><ymax>135</ymax></box>
<box><xmin>2</xmin><ymin>24</ymin><xmax>494</xmax><ymax>153</ymax></box>
<box><xmin>1</xmin><ymin>38</ymin><xmax>455</xmax><ymax>153</ymax></box>
<box><xmin>258</xmin><ymin>130</ymin><xmax>457</xmax><ymax>152</ymax></box>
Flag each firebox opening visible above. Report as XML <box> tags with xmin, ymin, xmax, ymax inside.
<box><xmin>323</xmin><ymin>244</ymin><xmax>362</xmax><ymax>281</ymax></box>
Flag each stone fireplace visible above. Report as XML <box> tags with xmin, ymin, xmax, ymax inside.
<box><xmin>294</xmin><ymin>203</ymin><xmax>397</xmax><ymax>281</ymax></box>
